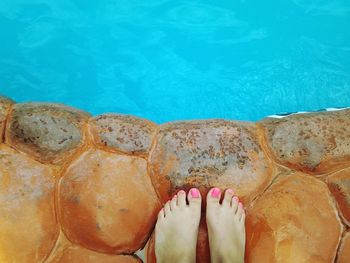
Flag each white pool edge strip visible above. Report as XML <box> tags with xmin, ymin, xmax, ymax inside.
<box><xmin>268</xmin><ymin>107</ymin><xmax>350</xmax><ymax>118</ymax></box>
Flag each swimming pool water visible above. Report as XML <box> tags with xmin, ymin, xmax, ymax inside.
<box><xmin>0</xmin><ymin>0</ymin><xmax>349</xmax><ymax>123</ymax></box>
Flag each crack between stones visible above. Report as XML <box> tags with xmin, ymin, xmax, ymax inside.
<box><xmin>248</xmin><ymin>165</ymin><xmax>287</xmax><ymax>208</ymax></box>
<box><xmin>334</xmin><ymin>228</ymin><xmax>349</xmax><ymax>263</ymax></box>
<box><xmin>43</xmin><ymin>119</ymin><xmax>93</xmax><ymax>262</ymax></box>
<box><xmin>147</xmin><ymin>125</ymin><xmax>163</xmax><ymax>204</ymax></box>
<box><xmin>1</xmin><ymin>103</ymin><xmax>14</xmax><ymax>143</ymax></box>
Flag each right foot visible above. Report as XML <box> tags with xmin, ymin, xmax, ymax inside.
<box><xmin>206</xmin><ymin>188</ymin><xmax>246</xmax><ymax>263</ymax></box>
<box><xmin>155</xmin><ymin>188</ymin><xmax>202</xmax><ymax>263</ymax></box>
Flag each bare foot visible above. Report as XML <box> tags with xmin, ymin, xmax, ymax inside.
<box><xmin>206</xmin><ymin>188</ymin><xmax>246</xmax><ymax>263</ymax></box>
<box><xmin>155</xmin><ymin>188</ymin><xmax>202</xmax><ymax>263</ymax></box>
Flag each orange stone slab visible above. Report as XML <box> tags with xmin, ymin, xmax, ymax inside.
<box><xmin>0</xmin><ymin>144</ymin><xmax>58</xmax><ymax>263</ymax></box>
<box><xmin>2</xmin><ymin>96</ymin><xmax>349</xmax><ymax>263</ymax></box>
<box><xmin>149</xmin><ymin>120</ymin><xmax>273</xmax><ymax>205</ymax></box>
<box><xmin>246</xmin><ymin>173</ymin><xmax>343</xmax><ymax>263</ymax></box>
<box><xmin>59</xmin><ymin>148</ymin><xmax>161</xmax><ymax>254</ymax></box>
<box><xmin>259</xmin><ymin>109</ymin><xmax>350</xmax><ymax>174</ymax></box>
<box><xmin>0</xmin><ymin>96</ymin><xmax>14</xmax><ymax>142</ymax></box>
<box><xmin>6</xmin><ymin>103</ymin><xmax>90</xmax><ymax>164</ymax></box>
<box><xmin>337</xmin><ymin>231</ymin><xmax>350</xmax><ymax>263</ymax></box>
<box><xmin>89</xmin><ymin>114</ymin><xmax>157</xmax><ymax>156</ymax></box>
<box><xmin>327</xmin><ymin>169</ymin><xmax>350</xmax><ymax>226</ymax></box>
<box><xmin>50</xmin><ymin>245</ymin><xmax>142</xmax><ymax>263</ymax></box>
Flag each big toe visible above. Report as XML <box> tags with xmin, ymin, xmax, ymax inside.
<box><xmin>207</xmin><ymin>187</ymin><xmax>221</xmax><ymax>207</ymax></box>
<box><xmin>187</xmin><ymin>188</ymin><xmax>202</xmax><ymax>210</ymax></box>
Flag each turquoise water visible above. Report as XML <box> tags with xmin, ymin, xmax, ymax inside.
<box><xmin>0</xmin><ymin>0</ymin><xmax>349</xmax><ymax>123</ymax></box>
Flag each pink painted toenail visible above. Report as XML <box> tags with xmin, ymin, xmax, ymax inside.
<box><xmin>227</xmin><ymin>189</ymin><xmax>234</xmax><ymax>194</ymax></box>
<box><xmin>239</xmin><ymin>202</ymin><xmax>243</xmax><ymax>209</ymax></box>
<box><xmin>211</xmin><ymin>188</ymin><xmax>221</xmax><ymax>198</ymax></box>
<box><xmin>190</xmin><ymin>188</ymin><xmax>200</xmax><ymax>198</ymax></box>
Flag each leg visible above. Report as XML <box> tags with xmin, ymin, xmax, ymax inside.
<box><xmin>155</xmin><ymin>188</ymin><xmax>202</xmax><ymax>263</ymax></box>
<box><xmin>206</xmin><ymin>188</ymin><xmax>246</xmax><ymax>263</ymax></box>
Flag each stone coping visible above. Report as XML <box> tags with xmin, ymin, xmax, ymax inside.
<box><xmin>0</xmin><ymin>95</ymin><xmax>349</xmax><ymax>262</ymax></box>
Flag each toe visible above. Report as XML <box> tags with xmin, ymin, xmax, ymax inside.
<box><xmin>157</xmin><ymin>208</ymin><xmax>165</xmax><ymax>221</ymax></box>
<box><xmin>223</xmin><ymin>188</ymin><xmax>234</xmax><ymax>207</ymax></box>
<box><xmin>177</xmin><ymin>190</ymin><xmax>187</xmax><ymax>208</ymax></box>
<box><xmin>188</xmin><ymin>188</ymin><xmax>202</xmax><ymax>209</ymax></box>
<box><xmin>231</xmin><ymin>196</ymin><xmax>239</xmax><ymax>213</ymax></box>
<box><xmin>164</xmin><ymin>201</ymin><xmax>171</xmax><ymax>216</ymax></box>
<box><xmin>237</xmin><ymin>202</ymin><xmax>244</xmax><ymax>220</ymax></box>
<box><xmin>240</xmin><ymin>208</ymin><xmax>246</xmax><ymax>222</ymax></box>
<box><xmin>207</xmin><ymin>187</ymin><xmax>222</xmax><ymax>205</ymax></box>
<box><xmin>170</xmin><ymin>194</ymin><xmax>178</xmax><ymax>210</ymax></box>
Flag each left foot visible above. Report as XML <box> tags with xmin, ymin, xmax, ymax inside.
<box><xmin>155</xmin><ymin>188</ymin><xmax>202</xmax><ymax>263</ymax></box>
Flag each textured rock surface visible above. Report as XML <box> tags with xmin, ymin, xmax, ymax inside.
<box><xmin>149</xmin><ymin>120</ymin><xmax>273</xmax><ymax>205</ymax></box>
<box><xmin>0</xmin><ymin>144</ymin><xmax>58</xmax><ymax>263</ymax></box>
<box><xmin>259</xmin><ymin>110</ymin><xmax>350</xmax><ymax>174</ymax></box>
<box><xmin>0</xmin><ymin>95</ymin><xmax>349</xmax><ymax>263</ymax></box>
<box><xmin>59</xmin><ymin>149</ymin><xmax>161</xmax><ymax>254</ymax></box>
<box><xmin>89</xmin><ymin>114</ymin><xmax>157</xmax><ymax>156</ymax></box>
<box><xmin>327</xmin><ymin>169</ymin><xmax>350</xmax><ymax>226</ymax></box>
<box><xmin>245</xmin><ymin>173</ymin><xmax>343</xmax><ymax>263</ymax></box>
<box><xmin>6</xmin><ymin>103</ymin><xmax>90</xmax><ymax>164</ymax></box>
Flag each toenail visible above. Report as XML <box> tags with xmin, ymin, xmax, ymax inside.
<box><xmin>227</xmin><ymin>189</ymin><xmax>234</xmax><ymax>195</ymax></box>
<box><xmin>233</xmin><ymin>196</ymin><xmax>239</xmax><ymax>202</ymax></box>
<box><xmin>190</xmin><ymin>188</ymin><xmax>200</xmax><ymax>198</ymax></box>
<box><xmin>239</xmin><ymin>202</ymin><xmax>243</xmax><ymax>209</ymax></box>
<box><xmin>211</xmin><ymin>188</ymin><xmax>221</xmax><ymax>198</ymax></box>
<box><xmin>178</xmin><ymin>190</ymin><xmax>185</xmax><ymax>195</ymax></box>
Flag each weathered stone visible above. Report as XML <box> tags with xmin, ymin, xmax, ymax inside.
<box><xmin>89</xmin><ymin>114</ymin><xmax>157</xmax><ymax>156</ymax></box>
<box><xmin>259</xmin><ymin>109</ymin><xmax>350</xmax><ymax>174</ymax></box>
<box><xmin>2</xmin><ymin>95</ymin><xmax>350</xmax><ymax>262</ymax></box>
<box><xmin>246</xmin><ymin>173</ymin><xmax>343</xmax><ymax>263</ymax></box>
<box><xmin>0</xmin><ymin>144</ymin><xmax>58</xmax><ymax>263</ymax></box>
<box><xmin>6</xmin><ymin>103</ymin><xmax>90</xmax><ymax>164</ymax></box>
<box><xmin>50</xmin><ymin>245</ymin><xmax>142</xmax><ymax>263</ymax></box>
<box><xmin>0</xmin><ymin>96</ymin><xmax>14</xmax><ymax>142</ymax></box>
<box><xmin>149</xmin><ymin>120</ymin><xmax>273</xmax><ymax>205</ymax></box>
<box><xmin>327</xmin><ymin>168</ymin><xmax>350</xmax><ymax>226</ymax></box>
<box><xmin>337</xmin><ymin>231</ymin><xmax>350</xmax><ymax>263</ymax></box>
<box><xmin>59</xmin><ymin>148</ymin><xmax>161</xmax><ymax>254</ymax></box>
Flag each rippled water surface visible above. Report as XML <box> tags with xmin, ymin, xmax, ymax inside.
<box><xmin>0</xmin><ymin>0</ymin><xmax>349</xmax><ymax>123</ymax></box>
